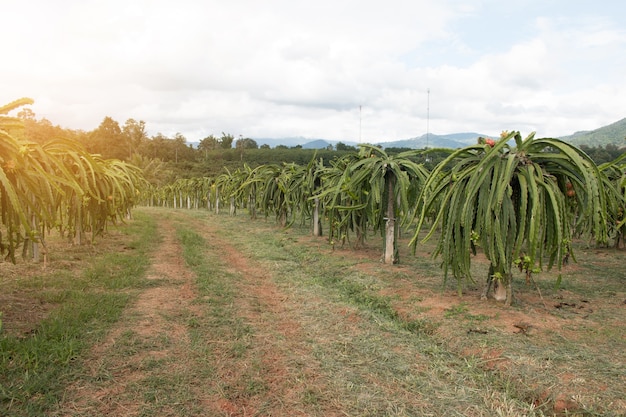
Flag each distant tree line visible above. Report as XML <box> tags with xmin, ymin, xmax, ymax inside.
<box><xmin>17</xmin><ymin>111</ymin><xmax>625</xmax><ymax>185</ymax></box>
<box><xmin>579</xmin><ymin>144</ymin><xmax>625</xmax><ymax>165</ymax></box>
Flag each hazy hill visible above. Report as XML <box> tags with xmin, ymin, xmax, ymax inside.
<box><xmin>558</xmin><ymin>117</ymin><xmax>626</xmax><ymax>147</ymax></box>
<box><xmin>193</xmin><ymin>117</ymin><xmax>625</xmax><ymax>150</ymax></box>
<box><xmin>255</xmin><ymin>137</ymin><xmax>336</xmax><ymax>148</ymax></box>
<box><xmin>379</xmin><ymin>132</ymin><xmax>491</xmax><ymax>149</ymax></box>
<box><xmin>302</xmin><ymin>139</ymin><xmax>332</xmax><ymax>149</ymax></box>
<box><xmin>252</xmin><ymin>134</ymin><xmax>489</xmax><ymax>150</ymax></box>
<box><xmin>299</xmin><ymin>133</ymin><xmax>491</xmax><ymax>150</ymax></box>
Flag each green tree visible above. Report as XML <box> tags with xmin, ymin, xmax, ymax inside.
<box><xmin>236</xmin><ymin>137</ymin><xmax>258</xmax><ymax>150</ymax></box>
<box><xmin>317</xmin><ymin>150</ymin><xmax>368</xmax><ymax>248</ymax></box>
<box><xmin>215</xmin><ymin>168</ymin><xmax>241</xmax><ymax>215</ymax></box>
<box><xmin>256</xmin><ymin>163</ymin><xmax>297</xmax><ymax>227</ymax></box>
<box><xmin>198</xmin><ymin>134</ymin><xmax>219</xmax><ymax>152</ymax></box>
<box><xmin>122</xmin><ymin>119</ymin><xmax>148</xmax><ymax>160</ymax></box>
<box><xmin>88</xmin><ymin>116</ymin><xmax>125</xmax><ymax>159</ymax></box>
<box><xmin>320</xmin><ymin>145</ymin><xmax>427</xmax><ymax>263</ymax></box>
<box><xmin>299</xmin><ymin>157</ymin><xmax>326</xmax><ymax>236</ymax></box>
<box><xmin>234</xmin><ymin>164</ymin><xmax>263</xmax><ymax>219</ymax></box>
<box><xmin>411</xmin><ymin>132</ymin><xmax>609</xmax><ymax>305</ymax></box>
<box><xmin>1</xmin><ymin>99</ymin><xmax>147</xmax><ymax>259</ymax></box>
<box><xmin>141</xmin><ymin>133</ymin><xmax>170</xmax><ymax>161</ymax></box>
<box><xmin>235</xmin><ymin>137</ymin><xmax>258</xmax><ymax>161</ymax></box>
<box><xmin>336</xmin><ymin>142</ymin><xmax>356</xmax><ymax>151</ymax></box>
<box><xmin>172</xmin><ymin>133</ymin><xmax>188</xmax><ymax>163</ymax></box>
<box><xmin>220</xmin><ymin>132</ymin><xmax>234</xmax><ymax>149</ymax></box>
<box><xmin>599</xmin><ymin>153</ymin><xmax>626</xmax><ymax>248</ymax></box>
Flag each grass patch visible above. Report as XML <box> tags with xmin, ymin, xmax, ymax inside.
<box><xmin>0</xmin><ymin>211</ymin><xmax>156</xmax><ymax>416</ymax></box>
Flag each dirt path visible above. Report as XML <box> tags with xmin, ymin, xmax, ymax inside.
<box><xmin>57</xmin><ymin>218</ymin><xmax>206</xmax><ymax>416</ymax></box>
<box><xmin>190</xmin><ymin>215</ymin><xmax>342</xmax><ymax>416</ymax></box>
<box><xmin>55</xmin><ymin>214</ymin><xmax>340</xmax><ymax>417</ymax></box>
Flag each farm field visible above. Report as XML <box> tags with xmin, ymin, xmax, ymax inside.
<box><xmin>1</xmin><ymin>207</ymin><xmax>624</xmax><ymax>417</ymax></box>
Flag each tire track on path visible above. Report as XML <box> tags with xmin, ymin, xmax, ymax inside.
<box><xmin>57</xmin><ymin>216</ymin><xmax>208</xmax><ymax>416</ymax></box>
<box><xmin>190</xmin><ymin>214</ymin><xmax>344</xmax><ymax>417</ymax></box>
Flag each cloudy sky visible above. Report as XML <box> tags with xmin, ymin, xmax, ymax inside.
<box><xmin>2</xmin><ymin>0</ymin><xmax>625</xmax><ymax>143</ymax></box>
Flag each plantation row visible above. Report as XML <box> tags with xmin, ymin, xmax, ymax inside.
<box><xmin>143</xmin><ymin>133</ymin><xmax>626</xmax><ymax>304</ymax></box>
<box><xmin>3</xmin><ymin>97</ymin><xmax>625</xmax><ymax>305</ymax></box>
<box><xmin>0</xmin><ymin>99</ymin><xmax>147</xmax><ymax>263</ymax></box>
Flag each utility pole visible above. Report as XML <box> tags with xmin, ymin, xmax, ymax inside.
<box><xmin>426</xmin><ymin>88</ymin><xmax>430</xmax><ymax>150</ymax></box>
<box><xmin>359</xmin><ymin>105</ymin><xmax>362</xmax><ymax>143</ymax></box>
<box><xmin>426</xmin><ymin>88</ymin><xmax>431</xmax><ymax>163</ymax></box>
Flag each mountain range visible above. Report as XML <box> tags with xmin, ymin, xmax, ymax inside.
<box><xmin>251</xmin><ymin>133</ymin><xmax>483</xmax><ymax>150</ymax></box>
<box><xmin>252</xmin><ymin>117</ymin><xmax>626</xmax><ymax>150</ymax></box>
<box><xmin>558</xmin><ymin>117</ymin><xmax>626</xmax><ymax>147</ymax></box>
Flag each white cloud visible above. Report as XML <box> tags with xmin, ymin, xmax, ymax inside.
<box><xmin>1</xmin><ymin>0</ymin><xmax>625</xmax><ymax>142</ymax></box>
